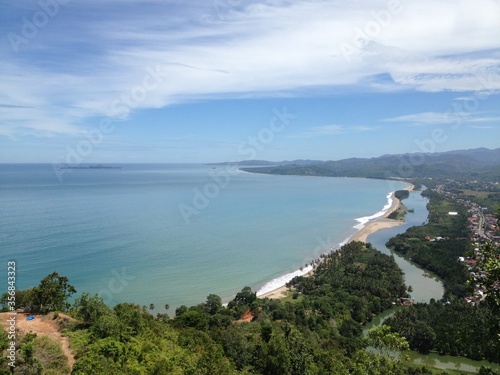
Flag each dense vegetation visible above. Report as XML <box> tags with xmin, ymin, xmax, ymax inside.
<box><xmin>0</xmin><ymin>331</ymin><xmax>70</xmax><ymax>375</ymax></box>
<box><xmin>394</xmin><ymin>190</ymin><xmax>410</xmax><ymax>200</ymax></box>
<box><xmin>456</xmin><ymin>189</ymin><xmax>500</xmax><ymax>215</ymax></box>
<box><xmin>386</xmin><ymin>243</ymin><xmax>500</xmax><ymax>365</ymax></box>
<box><xmin>385</xmin><ymin>300</ymin><xmax>500</xmax><ymax>362</ymax></box>
<box><xmin>2</xmin><ymin>175</ymin><xmax>499</xmax><ymax>373</ymax></box>
<box><xmin>0</xmin><ymin>272</ymin><xmax>76</xmax><ymax>315</ymax></box>
<box><xmin>384</xmin><ymin>193</ymin><xmax>500</xmax><ymax>366</ymax></box>
<box><xmin>386</xmin><ymin>190</ymin><xmax>410</xmax><ymax>220</ymax></box>
<box><xmin>386</xmin><ymin>190</ymin><xmax>471</xmax><ymax>299</ymax></box>
<box><xmin>286</xmin><ymin>242</ymin><xmax>407</xmax><ymax>324</ymax></box>
<box><xmin>242</xmin><ymin>148</ymin><xmax>500</xmax><ymax>182</ymax></box>
<box><xmin>3</xmin><ymin>242</ymin><xmax>450</xmax><ymax>374</ymax></box>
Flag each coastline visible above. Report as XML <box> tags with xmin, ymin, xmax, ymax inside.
<box><xmin>258</xmin><ymin>182</ymin><xmax>415</xmax><ymax>299</ymax></box>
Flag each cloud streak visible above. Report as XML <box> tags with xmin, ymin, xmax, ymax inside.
<box><xmin>384</xmin><ymin>112</ymin><xmax>500</xmax><ymax>125</ymax></box>
<box><xmin>1</xmin><ymin>0</ymin><xmax>500</xmax><ymax>137</ymax></box>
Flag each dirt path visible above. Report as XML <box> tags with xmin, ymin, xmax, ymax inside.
<box><xmin>0</xmin><ymin>312</ymin><xmax>76</xmax><ymax>371</ymax></box>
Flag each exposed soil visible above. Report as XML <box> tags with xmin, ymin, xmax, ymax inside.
<box><xmin>0</xmin><ymin>311</ymin><xmax>76</xmax><ymax>370</ymax></box>
<box><xmin>235</xmin><ymin>309</ymin><xmax>255</xmax><ymax>323</ymax></box>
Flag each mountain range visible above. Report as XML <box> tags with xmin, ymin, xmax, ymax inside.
<box><xmin>232</xmin><ymin>147</ymin><xmax>500</xmax><ymax>181</ymax></box>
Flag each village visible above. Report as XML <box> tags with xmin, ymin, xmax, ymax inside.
<box><xmin>423</xmin><ymin>178</ymin><xmax>499</xmax><ymax>305</ymax></box>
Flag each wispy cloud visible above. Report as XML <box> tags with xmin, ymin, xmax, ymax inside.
<box><xmin>309</xmin><ymin>125</ymin><xmax>345</xmax><ymax>136</ymax></box>
<box><xmin>0</xmin><ymin>104</ymin><xmax>34</xmax><ymax>109</ymax></box>
<box><xmin>1</xmin><ymin>0</ymin><xmax>500</xmax><ymax>137</ymax></box>
<box><xmin>468</xmin><ymin>116</ymin><xmax>500</xmax><ymax>123</ymax></box>
<box><xmin>384</xmin><ymin>112</ymin><xmax>500</xmax><ymax>125</ymax></box>
<box><xmin>468</xmin><ymin>125</ymin><xmax>497</xmax><ymax>129</ymax></box>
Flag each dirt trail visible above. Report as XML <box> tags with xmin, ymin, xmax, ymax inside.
<box><xmin>0</xmin><ymin>312</ymin><xmax>76</xmax><ymax>371</ymax></box>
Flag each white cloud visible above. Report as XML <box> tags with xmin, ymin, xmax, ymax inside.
<box><xmin>310</xmin><ymin>125</ymin><xmax>345</xmax><ymax>136</ymax></box>
<box><xmin>1</xmin><ymin>0</ymin><xmax>500</xmax><ymax>137</ymax></box>
<box><xmin>384</xmin><ymin>112</ymin><xmax>500</xmax><ymax>125</ymax></box>
<box><xmin>468</xmin><ymin>125</ymin><xmax>497</xmax><ymax>129</ymax></box>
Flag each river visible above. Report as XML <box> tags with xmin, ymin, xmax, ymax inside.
<box><xmin>363</xmin><ymin>188</ymin><xmax>500</xmax><ymax>373</ymax></box>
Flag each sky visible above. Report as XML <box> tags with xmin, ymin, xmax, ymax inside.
<box><xmin>1</xmin><ymin>0</ymin><xmax>500</xmax><ymax>163</ymax></box>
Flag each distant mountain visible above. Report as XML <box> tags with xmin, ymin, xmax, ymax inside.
<box><xmin>239</xmin><ymin>147</ymin><xmax>500</xmax><ymax>181</ymax></box>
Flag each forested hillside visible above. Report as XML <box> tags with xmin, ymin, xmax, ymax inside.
<box><xmin>241</xmin><ymin>148</ymin><xmax>500</xmax><ymax>182</ymax></box>
<box><xmin>384</xmin><ymin>189</ymin><xmax>500</xmax><ymax>366</ymax></box>
<box><xmin>2</xmin><ymin>242</ymin><xmax>444</xmax><ymax>375</ymax></box>
<box><xmin>3</xmin><ymin>180</ymin><xmax>499</xmax><ymax>374</ymax></box>
<box><xmin>386</xmin><ymin>189</ymin><xmax>471</xmax><ymax>298</ymax></box>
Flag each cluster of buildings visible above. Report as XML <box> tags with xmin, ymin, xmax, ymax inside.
<box><xmin>426</xmin><ymin>181</ymin><xmax>499</xmax><ymax>304</ymax></box>
<box><xmin>432</xmin><ymin>181</ymin><xmax>499</xmax><ymax>244</ymax></box>
<box><xmin>468</xmin><ymin>210</ymin><xmax>500</xmax><ymax>243</ymax></box>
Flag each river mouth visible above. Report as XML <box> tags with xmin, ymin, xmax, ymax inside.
<box><xmin>363</xmin><ymin>188</ymin><xmax>500</xmax><ymax>373</ymax></box>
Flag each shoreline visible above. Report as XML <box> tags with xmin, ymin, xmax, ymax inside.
<box><xmin>258</xmin><ymin>182</ymin><xmax>415</xmax><ymax>299</ymax></box>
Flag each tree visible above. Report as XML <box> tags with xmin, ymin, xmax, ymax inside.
<box><xmin>175</xmin><ymin>305</ymin><xmax>188</xmax><ymax>316</ymax></box>
<box><xmin>1</xmin><ymin>288</ymin><xmax>35</xmax><ymax>311</ymax></box>
<box><xmin>470</xmin><ymin>242</ymin><xmax>500</xmax><ymax>309</ymax></box>
<box><xmin>195</xmin><ymin>343</ymin><xmax>234</xmax><ymax>375</ymax></box>
<box><xmin>479</xmin><ymin>366</ymin><xmax>500</xmax><ymax>375</ymax></box>
<box><xmin>149</xmin><ymin>303</ymin><xmax>155</xmax><ymax>311</ymax></box>
<box><xmin>20</xmin><ymin>342</ymin><xmax>43</xmax><ymax>375</ymax></box>
<box><xmin>73</xmin><ymin>292</ymin><xmax>110</xmax><ymax>323</ymax></box>
<box><xmin>175</xmin><ymin>310</ymin><xmax>208</xmax><ymax>330</ymax></box>
<box><xmin>91</xmin><ymin>313</ymin><xmax>122</xmax><ymax>339</ymax></box>
<box><xmin>265</xmin><ymin>334</ymin><xmax>291</xmax><ymax>375</ymax></box>
<box><xmin>410</xmin><ymin>321</ymin><xmax>436</xmax><ymax>354</ymax></box>
<box><xmin>33</xmin><ymin>272</ymin><xmax>76</xmax><ymax>313</ymax></box>
<box><xmin>205</xmin><ymin>294</ymin><xmax>222</xmax><ymax>315</ymax></box>
<box><xmin>367</xmin><ymin>325</ymin><xmax>409</xmax><ymax>360</ymax></box>
<box><xmin>233</xmin><ymin>286</ymin><xmax>256</xmax><ymax>305</ymax></box>
<box><xmin>164</xmin><ymin>303</ymin><xmax>170</xmax><ymax>311</ymax></box>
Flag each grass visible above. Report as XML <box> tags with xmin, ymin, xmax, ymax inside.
<box><xmin>462</xmin><ymin>189</ymin><xmax>491</xmax><ymax>199</ymax></box>
<box><xmin>34</xmin><ymin>335</ymin><xmax>71</xmax><ymax>374</ymax></box>
<box><xmin>387</xmin><ymin>203</ymin><xmax>409</xmax><ymax>221</ymax></box>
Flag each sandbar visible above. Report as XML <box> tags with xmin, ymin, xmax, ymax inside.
<box><xmin>258</xmin><ymin>182</ymin><xmax>414</xmax><ymax>299</ymax></box>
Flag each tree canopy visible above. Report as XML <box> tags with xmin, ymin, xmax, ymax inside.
<box><xmin>1</xmin><ymin>271</ymin><xmax>76</xmax><ymax>314</ymax></box>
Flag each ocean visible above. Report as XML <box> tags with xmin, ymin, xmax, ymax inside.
<box><xmin>0</xmin><ymin>163</ymin><xmax>408</xmax><ymax>312</ymax></box>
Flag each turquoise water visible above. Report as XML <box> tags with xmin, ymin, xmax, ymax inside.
<box><xmin>367</xmin><ymin>189</ymin><xmax>444</xmax><ymax>303</ymax></box>
<box><xmin>0</xmin><ymin>164</ymin><xmax>407</xmax><ymax>312</ymax></box>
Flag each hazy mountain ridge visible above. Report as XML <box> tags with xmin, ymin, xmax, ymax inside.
<box><xmin>238</xmin><ymin>147</ymin><xmax>500</xmax><ymax>180</ymax></box>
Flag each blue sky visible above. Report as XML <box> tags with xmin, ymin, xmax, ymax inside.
<box><xmin>1</xmin><ymin>0</ymin><xmax>499</xmax><ymax>163</ymax></box>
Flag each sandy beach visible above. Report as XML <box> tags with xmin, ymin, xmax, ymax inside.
<box><xmin>259</xmin><ymin>182</ymin><xmax>415</xmax><ymax>299</ymax></box>
<box><xmin>258</xmin><ymin>285</ymin><xmax>289</xmax><ymax>299</ymax></box>
<box><xmin>350</xmin><ymin>182</ymin><xmax>414</xmax><ymax>243</ymax></box>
